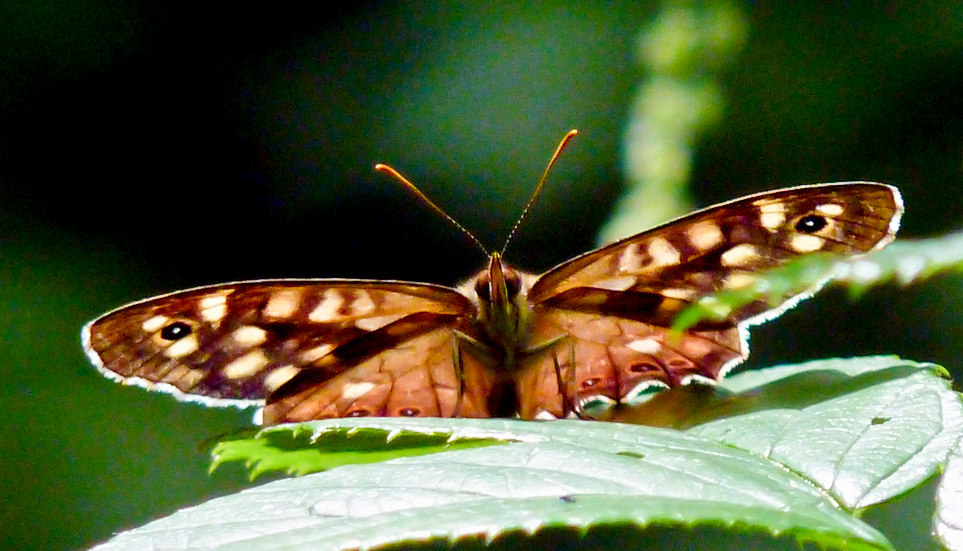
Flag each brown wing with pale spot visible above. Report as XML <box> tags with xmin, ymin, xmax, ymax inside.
<box><xmin>262</xmin><ymin>315</ymin><xmax>504</xmax><ymax>423</ymax></box>
<box><xmin>83</xmin><ymin>280</ymin><xmax>484</xmax><ymax>412</ymax></box>
<box><xmin>517</xmin><ymin>183</ymin><xmax>902</xmax><ymax>418</ymax></box>
<box><xmin>529</xmin><ymin>183</ymin><xmax>902</xmax><ymax>323</ymax></box>
<box><xmin>516</xmin><ymin>311</ymin><xmax>743</xmax><ymax>419</ymax></box>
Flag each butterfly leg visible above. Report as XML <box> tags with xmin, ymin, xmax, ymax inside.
<box><xmin>449</xmin><ymin>333</ymin><xmax>465</xmax><ymax>418</ymax></box>
<box><xmin>517</xmin><ymin>335</ymin><xmax>571</xmax><ymax>419</ymax></box>
<box><xmin>551</xmin><ymin>343</ymin><xmax>587</xmax><ymax>420</ymax></box>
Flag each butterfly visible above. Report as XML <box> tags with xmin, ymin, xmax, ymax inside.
<box><xmin>82</xmin><ymin>181</ymin><xmax>902</xmax><ymax>425</ymax></box>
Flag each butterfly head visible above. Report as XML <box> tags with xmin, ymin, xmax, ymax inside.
<box><xmin>474</xmin><ymin>253</ymin><xmax>522</xmax><ymax>304</ymax></box>
<box><xmin>466</xmin><ymin>253</ymin><xmax>535</xmax><ymax>350</ymax></box>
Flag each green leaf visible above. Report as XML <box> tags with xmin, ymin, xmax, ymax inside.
<box><xmin>686</xmin><ymin>357</ymin><xmax>963</xmax><ymax>509</ymax></box>
<box><xmin>90</xmin><ymin>419</ymin><xmax>892</xmax><ymax>551</ymax></box>
<box><xmin>673</xmin><ymin>232</ymin><xmax>963</xmax><ymax>332</ymax></box>
<box><xmin>210</xmin><ymin>421</ymin><xmax>508</xmax><ymax>478</ymax></box>
<box><xmin>89</xmin><ymin>358</ymin><xmax>960</xmax><ymax>550</ymax></box>
<box><xmin>936</xmin><ymin>432</ymin><xmax>963</xmax><ymax>551</ymax></box>
<box><xmin>200</xmin><ymin>357</ymin><xmax>961</xmax><ymax>546</ymax></box>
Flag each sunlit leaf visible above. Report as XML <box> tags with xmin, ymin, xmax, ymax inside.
<box><xmin>936</xmin><ymin>433</ymin><xmax>963</xmax><ymax>551</ymax></box>
<box><xmin>91</xmin><ymin>418</ymin><xmax>893</xmax><ymax>551</ymax></box>
<box><xmin>673</xmin><ymin>233</ymin><xmax>963</xmax><ymax>331</ymax></box>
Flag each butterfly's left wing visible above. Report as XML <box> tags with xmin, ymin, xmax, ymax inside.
<box><xmin>516</xmin><ymin>182</ymin><xmax>902</xmax><ymax>418</ymax></box>
<box><xmin>83</xmin><ymin>280</ymin><xmax>501</xmax><ymax>423</ymax></box>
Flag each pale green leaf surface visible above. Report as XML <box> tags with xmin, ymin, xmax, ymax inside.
<box><xmin>211</xmin><ymin>357</ymin><xmax>959</xmax><ymax>510</ymax></box>
<box><xmin>90</xmin><ymin>424</ymin><xmax>891</xmax><ymax>551</ymax></box>
<box><xmin>90</xmin><ymin>358</ymin><xmax>959</xmax><ymax>550</ymax></box>
<box><xmin>936</xmin><ymin>433</ymin><xmax>963</xmax><ymax>551</ymax></box>
<box><xmin>673</xmin><ymin>233</ymin><xmax>963</xmax><ymax>332</ymax></box>
<box><xmin>688</xmin><ymin>357</ymin><xmax>963</xmax><ymax>509</ymax></box>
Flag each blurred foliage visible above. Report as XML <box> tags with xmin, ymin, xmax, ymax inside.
<box><xmin>602</xmin><ymin>1</ymin><xmax>746</xmax><ymax>242</ymax></box>
<box><xmin>2</xmin><ymin>2</ymin><xmax>963</xmax><ymax>551</ymax></box>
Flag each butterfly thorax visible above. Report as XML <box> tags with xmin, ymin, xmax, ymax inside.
<box><xmin>460</xmin><ymin>253</ymin><xmax>537</xmax><ymax>374</ymax></box>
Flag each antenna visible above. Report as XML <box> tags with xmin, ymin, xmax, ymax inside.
<box><xmin>374</xmin><ymin>163</ymin><xmax>490</xmax><ymax>257</ymax></box>
<box><xmin>499</xmin><ymin>129</ymin><xmax>578</xmax><ymax>256</ymax></box>
<box><xmin>375</xmin><ymin>129</ymin><xmax>578</xmax><ymax>261</ymax></box>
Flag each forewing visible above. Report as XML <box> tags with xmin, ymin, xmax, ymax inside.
<box><xmin>83</xmin><ymin>280</ymin><xmax>476</xmax><ymax>411</ymax></box>
<box><xmin>529</xmin><ymin>182</ymin><xmax>902</xmax><ymax>324</ymax></box>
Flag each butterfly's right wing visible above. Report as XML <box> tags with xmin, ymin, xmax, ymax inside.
<box><xmin>516</xmin><ymin>183</ymin><xmax>903</xmax><ymax>419</ymax></box>
<box><xmin>83</xmin><ymin>280</ymin><xmax>500</xmax><ymax>423</ymax></box>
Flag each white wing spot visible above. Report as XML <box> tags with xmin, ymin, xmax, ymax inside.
<box><xmin>647</xmin><ymin>237</ymin><xmax>681</xmax><ymax>267</ymax></box>
<box><xmin>816</xmin><ymin>203</ymin><xmax>844</xmax><ymax>215</ymax></box>
<box><xmin>721</xmin><ymin>244</ymin><xmax>760</xmax><ymax>267</ymax></box>
<box><xmin>223</xmin><ymin>349</ymin><xmax>270</xmax><ymax>379</ymax></box>
<box><xmin>142</xmin><ymin>315</ymin><xmax>170</xmax><ymax>332</ymax></box>
<box><xmin>232</xmin><ymin>325</ymin><xmax>268</xmax><ymax>347</ymax></box>
<box><xmin>592</xmin><ymin>276</ymin><xmax>637</xmax><ymax>292</ymax></box>
<box><xmin>309</xmin><ymin>289</ymin><xmax>345</xmax><ymax>322</ymax></box>
<box><xmin>163</xmin><ymin>334</ymin><xmax>199</xmax><ymax>358</ymax></box>
<box><xmin>301</xmin><ymin>343</ymin><xmax>335</xmax><ymax>363</ymax></box>
<box><xmin>354</xmin><ymin>314</ymin><xmax>404</xmax><ymax>332</ymax></box>
<box><xmin>199</xmin><ymin>292</ymin><xmax>230</xmax><ymax>322</ymax></box>
<box><xmin>349</xmin><ymin>290</ymin><xmax>376</xmax><ymax>317</ymax></box>
<box><xmin>661</xmin><ymin>288</ymin><xmax>698</xmax><ymax>300</ymax></box>
<box><xmin>263</xmin><ymin>365</ymin><xmax>299</xmax><ymax>391</ymax></box>
<box><xmin>627</xmin><ymin>338</ymin><xmax>661</xmax><ymax>354</ymax></box>
<box><xmin>755</xmin><ymin>201</ymin><xmax>788</xmax><ymax>231</ymax></box>
<box><xmin>263</xmin><ymin>289</ymin><xmax>303</xmax><ymax>320</ymax></box>
<box><xmin>760</xmin><ymin>211</ymin><xmax>786</xmax><ymax>230</ymax></box>
<box><xmin>687</xmin><ymin>221</ymin><xmax>724</xmax><ymax>250</ymax></box>
<box><xmin>341</xmin><ymin>382</ymin><xmax>376</xmax><ymax>400</ymax></box>
<box><xmin>618</xmin><ymin>243</ymin><xmax>642</xmax><ymax>272</ymax></box>
<box><xmin>790</xmin><ymin>234</ymin><xmax>825</xmax><ymax>252</ymax></box>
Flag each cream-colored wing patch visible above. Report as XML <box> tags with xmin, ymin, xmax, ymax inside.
<box><xmin>308</xmin><ymin>289</ymin><xmax>345</xmax><ymax>322</ymax></box>
<box><xmin>232</xmin><ymin>325</ymin><xmax>268</xmax><ymax>347</ymax></box>
<box><xmin>162</xmin><ymin>334</ymin><xmax>200</xmax><ymax>358</ymax></box>
<box><xmin>755</xmin><ymin>200</ymin><xmax>787</xmax><ymax>231</ymax></box>
<box><xmin>686</xmin><ymin>221</ymin><xmax>724</xmax><ymax>250</ymax></box>
<box><xmin>720</xmin><ymin>244</ymin><xmax>761</xmax><ymax>268</ymax></box>
<box><xmin>263</xmin><ymin>365</ymin><xmax>299</xmax><ymax>392</ymax></box>
<box><xmin>199</xmin><ymin>292</ymin><xmax>231</xmax><ymax>323</ymax></box>
<box><xmin>789</xmin><ymin>233</ymin><xmax>825</xmax><ymax>252</ymax></box>
<box><xmin>263</xmin><ymin>288</ymin><xmax>303</xmax><ymax>320</ymax></box>
<box><xmin>646</xmin><ymin>237</ymin><xmax>681</xmax><ymax>268</ymax></box>
<box><xmin>222</xmin><ymin>349</ymin><xmax>270</xmax><ymax>379</ymax></box>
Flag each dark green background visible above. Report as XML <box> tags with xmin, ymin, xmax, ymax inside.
<box><xmin>2</xmin><ymin>2</ymin><xmax>961</xmax><ymax>550</ymax></box>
